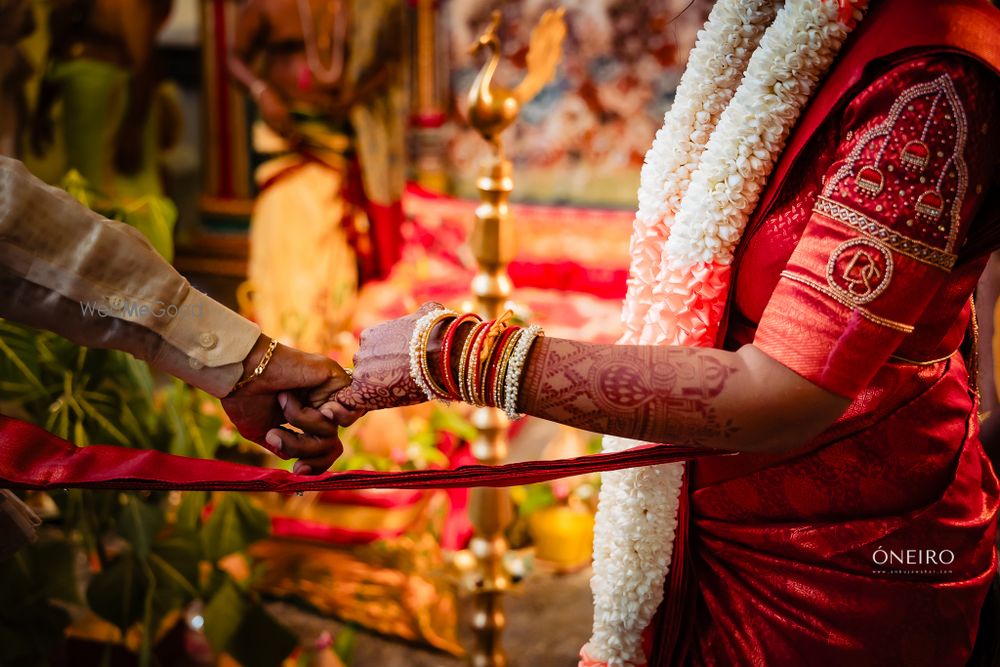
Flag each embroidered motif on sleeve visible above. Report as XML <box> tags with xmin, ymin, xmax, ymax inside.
<box><xmin>825</xmin><ymin>237</ymin><xmax>893</xmax><ymax>304</ymax></box>
<box><xmin>814</xmin><ymin>197</ymin><xmax>956</xmax><ymax>270</ymax></box>
<box><xmin>820</xmin><ymin>73</ymin><xmax>970</xmax><ymax>260</ymax></box>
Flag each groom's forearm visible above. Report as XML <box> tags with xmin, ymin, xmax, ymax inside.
<box><xmin>517</xmin><ymin>338</ymin><xmax>848</xmax><ymax>453</ymax></box>
<box><xmin>0</xmin><ymin>157</ymin><xmax>261</xmax><ymax>398</ymax></box>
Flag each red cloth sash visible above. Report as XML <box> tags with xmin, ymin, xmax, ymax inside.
<box><xmin>0</xmin><ymin>415</ymin><xmax>722</xmax><ymax>492</ymax></box>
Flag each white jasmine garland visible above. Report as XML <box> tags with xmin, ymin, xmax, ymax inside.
<box><xmin>666</xmin><ymin>0</ymin><xmax>858</xmax><ymax>266</ymax></box>
<box><xmin>626</xmin><ymin>0</ymin><xmax>777</xmax><ymax>337</ymax></box>
<box><xmin>585</xmin><ymin>2</ymin><xmax>866</xmax><ymax>665</ymax></box>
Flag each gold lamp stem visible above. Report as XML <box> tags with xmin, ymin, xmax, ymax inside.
<box><xmin>467</xmin><ymin>149</ymin><xmax>515</xmax><ymax>667</ymax></box>
<box><xmin>462</xmin><ymin>10</ymin><xmax>564</xmax><ymax>665</ymax></box>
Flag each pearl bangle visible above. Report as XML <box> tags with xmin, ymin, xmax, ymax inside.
<box><xmin>493</xmin><ymin>327</ymin><xmax>522</xmax><ymax>409</ymax></box>
<box><xmin>408</xmin><ymin>308</ymin><xmax>456</xmax><ymax>401</ymax></box>
<box><xmin>503</xmin><ymin>325</ymin><xmax>543</xmax><ymax>420</ymax></box>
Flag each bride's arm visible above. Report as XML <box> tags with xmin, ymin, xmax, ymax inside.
<box><xmin>323</xmin><ymin>305</ymin><xmax>847</xmax><ymax>456</ymax></box>
<box><xmin>515</xmin><ymin>338</ymin><xmax>847</xmax><ymax>454</ymax></box>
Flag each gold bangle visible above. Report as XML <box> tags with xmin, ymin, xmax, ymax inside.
<box><xmin>457</xmin><ymin>321</ymin><xmax>485</xmax><ymax>403</ymax></box>
<box><xmin>470</xmin><ymin>322</ymin><xmax>493</xmax><ymax>406</ymax></box>
<box><xmin>232</xmin><ymin>338</ymin><xmax>278</xmax><ymax>392</ymax></box>
<box><xmin>419</xmin><ymin>312</ymin><xmax>454</xmax><ymax>399</ymax></box>
<box><xmin>481</xmin><ymin>315</ymin><xmax>514</xmax><ymax>405</ymax></box>
<box><xmin>479</xmin><ymin>310</ymin><xmax>514</xmax><ymax>365</ymax></box>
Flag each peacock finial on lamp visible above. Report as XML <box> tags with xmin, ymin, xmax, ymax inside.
<box><xmin>466</xmin><ymin>8</ymin><xmax>567</xmax><ymax>153</ymax></box>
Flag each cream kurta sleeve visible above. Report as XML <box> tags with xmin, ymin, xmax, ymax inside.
<box><xmin>0</xmin><ymin>156</ymin><xmax>261</xmax><ymax>397</ymax></box>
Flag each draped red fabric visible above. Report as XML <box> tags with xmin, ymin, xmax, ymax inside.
<box><xmin>647</xmin><ymin>1</ymin><xmax>1000</xmax><ymax>665</ymax></box>
<box><xmin>0</xmin><ymin>416</ymin><xmax>721</xmax><ymax>492</ymax></box>
<box><xmin>358</xmin><ymin>195</ymin><xmax>404</xmax><ymax>284</ymax></box>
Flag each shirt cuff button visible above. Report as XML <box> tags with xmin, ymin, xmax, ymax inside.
<box><xmin>188</xmin><ymin>357</ymin><xmax>204</xmax><ymax>370</ymax></box>
<box><xmin>199</xmin><ymin>332</ymin><xmax>219</xmax><ymax>350</ymax></box>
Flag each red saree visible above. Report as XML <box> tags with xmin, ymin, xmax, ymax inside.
<box><xmin>651</xmin><ymin>1</ymin><xmax>1000</xmax><ymax>664</ymax></box>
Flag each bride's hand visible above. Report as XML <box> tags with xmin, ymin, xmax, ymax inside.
<box><xmin>318</xmin><ymin>302</ymin><xmax>446</xmax><ymax>419</ymax></box>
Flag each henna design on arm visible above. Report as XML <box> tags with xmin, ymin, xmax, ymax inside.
<box><xmin>519</xmin><ymin>338</ymin><xmax>741</xmax><ymax>447</ymax></box>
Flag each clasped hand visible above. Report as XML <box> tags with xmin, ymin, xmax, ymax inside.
<box><xmin>231</xmin><ymin>304</ymin><xmax>442</xmax><ymax>475</ymax></box>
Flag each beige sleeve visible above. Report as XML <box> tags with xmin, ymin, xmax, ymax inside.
<box><xmin>0</xmin><ymin>156</ymin><xmax>261</xmax><ymax>397</ymax></box>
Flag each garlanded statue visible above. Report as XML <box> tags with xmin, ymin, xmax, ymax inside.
<box><xmin>230</xmin><ymin>0</ymin><xmax>407</xmax><ymax>354</ymax></box>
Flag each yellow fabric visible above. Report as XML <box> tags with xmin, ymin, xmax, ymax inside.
<box><xmin>247</xmin><ymin>122</ymin><xmax>359</xmax><ymax>354</ymax></box>
<box><xmin>345</xmin><ymin>0</ymin><xmax>406</xmax><ymax>205</ymax></box>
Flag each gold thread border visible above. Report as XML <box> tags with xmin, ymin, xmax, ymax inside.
<box><xmin>814</xmin><ymin>196</ymin><xmax>956</xmax><ymax>271</ymax></box>
<box><xmin>780</xmin><ymin>270</ymin><xmax>915</xmax><ymax>333</ymax></box>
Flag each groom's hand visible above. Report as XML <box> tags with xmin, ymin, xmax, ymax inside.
<box><xmin>221</xmin><ymin>335</ymin><xmax>351</xmax><ymax>474</ymax></box>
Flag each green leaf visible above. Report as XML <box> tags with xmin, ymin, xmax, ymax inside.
<box><xmin>28</xmin><ymin>539</ymin><xmax>82</xmax><ymax>605</ymax></box>
<box><xmin>515</xmin><ymin>484</ymin><xmax>556</xmax><ymax>516</ymax></box>
<box><xmin>74</xmin><ymin>418</ymin><xmax>89</xmax><ymax>446</ymax></box>
<box><xmin>138</xmin><ymin>557</ymin><xmax>157</xmax><ymax>667</ymax></box>
<box><xmin>86</xmin><ymin>552</ymin><xmax>150</xmax><ymax>633</ymax></box>
<box><xmin>201</xmin><ymin>494</ymin><xmax>271</xmax><ymax>562</ymax></box>
<box><xmin>122</xmin><ymin>196</ymin><xmax>177</xmax><ymax>261</ymax></box>
<box><xmin>431</xmin><ymin>407</ymin><xmax>477</xmax><ymax>441</ymax></box>
<box><xmin>61</xmin><ymin>169</ymin><xmax>93</xmax><ymax>208</ymax></box>
<box><xmin>77</xmin><ymin>393</ymin><xmax>131</xmax><ymax>446</ymax></box>
<box><xmin>0</xmin><ymin>336</ymin><xmax>45</xmax><ymax>392</ymax></box>
<box><xmin>176</xmin><ymin>491</ymin><xmax>208</xmax><ymax>533</ymax></box>
<box><xmin>117</xmin><ymin>496</ymin><xmax>164</xmax><ymax>559</ymax></box>
<box><xmin>201</xmin><ymin>578</ymin><xmax>247</xmax><ymax>652</ymax></box>
<box><xmin>149</xmin><ymin>537</ymin><xmax>201</xmax><ymax>599</ymax></box>
<box><xmin>162</xmin><ymin>382</ymin><xmax>222</xmax><ymax>460</ymax></box>
<box><xmin>333</xmin><ymin>625</ymin><xmax>358</xmax><ymax>664</ymax></box>
<box><xmin>119</xmin><ymin>353</ymin><xmax>157</xmax><ymax>398</ymax></box>
<box><xmin>116</xmin><ymin>399</ymin><xmax>152</xmax><ymax>448</ymax></box>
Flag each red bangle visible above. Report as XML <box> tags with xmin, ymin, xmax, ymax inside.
<box><xmin>440</xmin><ymin>313</ymin><xmax>479</xmax><ymax>400</ymax></box>
<box><xmin>478</xmin><ymin>318</ymin><xmax>513</xmax><ymax>406</ymax></box>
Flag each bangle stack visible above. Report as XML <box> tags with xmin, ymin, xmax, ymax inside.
<box><xmin>409</xmin><ymin>308</ymin><xmax>543</xmax><ymax>419</ymax></box>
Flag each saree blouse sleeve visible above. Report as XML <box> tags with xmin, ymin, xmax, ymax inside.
<box><xmin>753</xmin><ymin>55</ymin><xmax>998</xmax><ymax>399</ymax></box>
